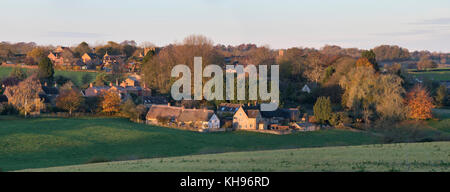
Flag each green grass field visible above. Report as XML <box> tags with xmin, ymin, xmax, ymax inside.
<box><xmin>0</xmin><ymin>66</ymin><xmax>98</xmax><ymax>86</ymax></box>
<box><xmin>408</xmin><ymin>70</ymin><xmax>450</xmax><ymax>81</ymax></box>
<box><xmin>19</xmin><ymin>142</ymin><xmax>450</xmax><ymax>172</ymax></box>
<box><xmin>0</xmin><ymin>117</ymin><xmax>381</xmax><ymax>171</ymax></box>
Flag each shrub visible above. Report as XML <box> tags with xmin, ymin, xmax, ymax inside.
<box><xmin>329</xmin><ymin>112</ymin><xmax>352</xmax><ymax>127</ymax></box>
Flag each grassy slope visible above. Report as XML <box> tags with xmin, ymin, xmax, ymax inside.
<box><xmin>20</xmin><ymin>142</ymin><xmax>450</xmax><ymax>172</ymax></box>
<box><xmin>0</xmin><ymin>66</ymin><xmax>98</xmax><ymax>86</ymax></box>
<box><xmin>0</xmin><ymin>117</ymin><xmax>380</xmax><ymax>171</ymax></box>
<box><xmin>430</xmin><ymin>109</ymin><xmax>450</xmax><ymax>133</ymax></box>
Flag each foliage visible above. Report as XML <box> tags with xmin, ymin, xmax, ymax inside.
<box><xmin>434</xmin><ymin>85</ymin><xmax>448</xmax><ymax>107</ymax></box>
<box><xmin>9</xmin><ymin>67</ymin><xmax>27</xmax><ymax>80</ymax></box>
<box><xmin>81</xmin><ymin>96</ymin><xmax>99</xmax><ymax>113</ymax></box>
<box><xmin>27</xmin><ymin>47</ymin><xmax>49</xmax><ymax>62</ymax></box>
<box><xmin>313</xmin><ymin>96</ymin><xmax>332</xmax><ymax>124</ymax></box>
<box><xmin>3</xmin><ymin>75</ymin><xmax>44</xmax><ymax>117</ymax></box>
<box><xmin>73</xmin><ymin>42</ymin><xmax>91</xmax><ymax>58</ymax></box>
<box><xmin>141</xmin><ymin>35</ymin><xmax>224</xmax><ymax>94</ymax></box>
<box><xmin>100</xmin><ymin>90</ymin><xmax>121</xmax><ymax>114</ymax></box>
<box><xmin>417</xmin><ymin>56</ymin><xmax>437</xmax><ymax>70</ymax></box>
<box><xmin>373</xmin><ymin>45</ymin><xmax>410</xmax><ymax>62</ymax></box>
<box><xmin>374</xmin><ymin>74</ymin><xmax>406</xmax><ymax>120</ymax></box>
<box><xmin>329</xmin><ymin>111</ymin><xmax>352</xmax><ymax>127</ymax></box>
<box><xmin>38</xmin><ymin>57</ymin><xmax>54</xmax><ymax>80</ymax></box>
<box><xmin>406</xmin><ymin>85</ymin><xmax>434</xmax><ymax>120</ymax></box>
<box><xmin>1</xmin><ymin>76</ymin><xmax>20</xmax><ymax>87</ymax></box>
<box><xmin>361</xmin><ymin>50</ymin><xmax>378</xmax><ymax>71</ymax></box>
<box><xmin>94</xmin><ymin>72</ymin><xmax>111</xmax><ymax>86</ymax></box>
<box><xmin>340</xmin><ymin>67</ymin><xmax>406</xmax><ymax>121</ymax></box>
<box><xmin>55</xmin><ymin>89</ymin><xmax>84</xmax><ymax>115</ymax></box>
<box><xmin>54</xmin><ymin>75</ymin><xmax>71</xmax><ymax>86</ymax></box>
<box><xmin>120</xmin><ymin>99</ymin><xmax>146</xmax><ymax>121</ymax></box>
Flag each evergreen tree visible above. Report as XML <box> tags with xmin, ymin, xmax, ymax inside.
<box><xmin>38</xmin><ymin>57</ymin><xmax>54</xmax><ymax>80</ymax></box>
<box><xmin>313</xmin><ymin>96</ymin><xmax>332</xmax><ymax>124</ymax></box>
<box><xmin>361</xmin><ymin>50</ymin><xmax>379</xmax><ymax>71</ymax></box>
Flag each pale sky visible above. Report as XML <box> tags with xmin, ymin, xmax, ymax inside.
<box><xmin>1</xmin><ymin>0</ymin><xmax>449</xmax><ymax>52</ymax></box>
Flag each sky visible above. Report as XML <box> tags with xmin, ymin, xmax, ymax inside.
<box><xmin>1</xmin><ymin>0</ymin><xmax>449</xmax><ymax>52</ymax></box>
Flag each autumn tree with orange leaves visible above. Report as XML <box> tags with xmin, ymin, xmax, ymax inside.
<box><xmin>406</xmin><ymin>85</ymin><xmax>434</xmax><ymax>120</ymax></box>
<box><xmin>100</xmin><ymin>90</ymin><xmax>121</xmax><ymax>115</ymax></box>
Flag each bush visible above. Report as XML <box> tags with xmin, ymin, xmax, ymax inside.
<box><xmin>329</xmin><ymin>112</ymin><xmax>352</xmax><ymax>127</ymax></box>
<box><xmin>0</xmin><ymin>103</ymin><xmax>18</xmax><ymax>115</ymax></box>
<box><xmin>54</xmin><ymin>75</ymin><xmax>71</xmax><ymax>86</ymax></box>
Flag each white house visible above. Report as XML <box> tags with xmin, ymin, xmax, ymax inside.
<box><xmin>301</xmin><ymin>84</ymin><xmax>311</xmax><ymax>93</ymax></box>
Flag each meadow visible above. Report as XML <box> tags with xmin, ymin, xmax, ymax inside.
<box><xmin>408</xmin><ymin>69</ymin><xmax>450</xmax><ymax>81</ymax></box>
<box><xmin>0</xmin><ymin>117</ymin><xmax>380</xmax><ymax>171</ymax></box>
<box><xmin>0</xmin><ymin>66</ymin><xmax>98</xmax><ymax>86</ymax></box>
<box><xmin>20</xmin><ymin>142</ymin><xmax>450</xmax><ymax>172</ymax></box>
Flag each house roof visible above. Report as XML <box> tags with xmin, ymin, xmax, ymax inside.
<box><xmin>84</xmin><ymin>53</ymin><xmax>99</xmax><ymax>59</ymax></box>
<box><xmin>177</xmin><ymin>109</ymin><xmax>214</xmax><ymax>122</ymax></box>
<box><xmin>246</xmin><ymin>109</ymin><xmax>260</xmax><ymax>118</ymax></box>
<box><xmin>143</xmin><ymin>96</ymin><xmax>168</xmax><ymax>105</ymax></box>
<box><xmin>261</xmin><ymin>108</ymin><xmax>299</xmax><ymax>120</ymax></box>
<box><xmin>42</xmin><ymin>86</ymin><xmax>59</xmax><ymax>95</ymax></box>
<box><xmin>218</xmin><ymin>103</ymin><xmax>242</xmax><ymax>112</ymax></box>
<box><xmin>146</xmin><ymin>105</ymin><xmax>182</xmax><ymax>120</ymax></box>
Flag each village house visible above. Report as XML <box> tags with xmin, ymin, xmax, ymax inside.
<box><xmin>81</xmin><ymin>53</ymin><xmax>102</xmax><ymax>69</ymax></box>
<box><xmin>261</xmin><ymin>108</ymin><xmax>300</xmax><ymax>125</ymax></box>
<box><xmin>83</xmin><ymin>83</ymin><xmax>110</xmax><ymax>97</ymax></box>
<box><xmin>217</xmin><ymin>103</ymin><xmax>242</xmax><ymax>115</ymax></box>
<box><xmin>39</xmin><ymin>82</ymin><xmax>59</xmax><ymax>104</ymax></box>
<box><xmin>48</xmin><ymin>46</ymin><xmax>75</xmax><ymax>66</ymax></box>
<box><xmin>143</xmin><ymin>96</ymin><xmax>168</xmax><ymax>106</ymax></box>
<box><xmin>233</xmin><ymin>106</ymin><xmax>266</xmax><ymax>130</ymax></box>
<box><xmin>102</xmin><ymin>52</ymin><xmax>125</xmax><ymax>71</ymax></box>
<box><xmin>146</xmin><ymin>104</ymin><xmax>182</xmax><ymax>125</ymax></box>
<box><xmin>83</xmin><ymin>76</ymin><xmax>150</xmax><ymax>99</ymax></box>
<box><xmin>145</xmin><ymin>104</ymin><xmax>220</xmax><ymax>130</ymax></box>
<box><xmin>177</xmin><ymin>108</ymin><xmax>220</xmax><ymax>130</ymax></box>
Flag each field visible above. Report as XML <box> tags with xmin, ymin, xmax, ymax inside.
<box><xmin>408</xmin><ymin>69</ymin><xmax>450</xmax><ymax>81</ymax></box>
<box><xmin>0</xmin><ymin>117</ymin><xmax>381</xmax><ymax>171</ymax></box>
<box><xmin>20</xmin><ymin>142</ymin><xmax>450</xmax><ymax>172</ymax></box>
<box><xmin>0</xmin><ymin>66</ymin><xmax>98</xmax><ymax>86</ymax></box>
